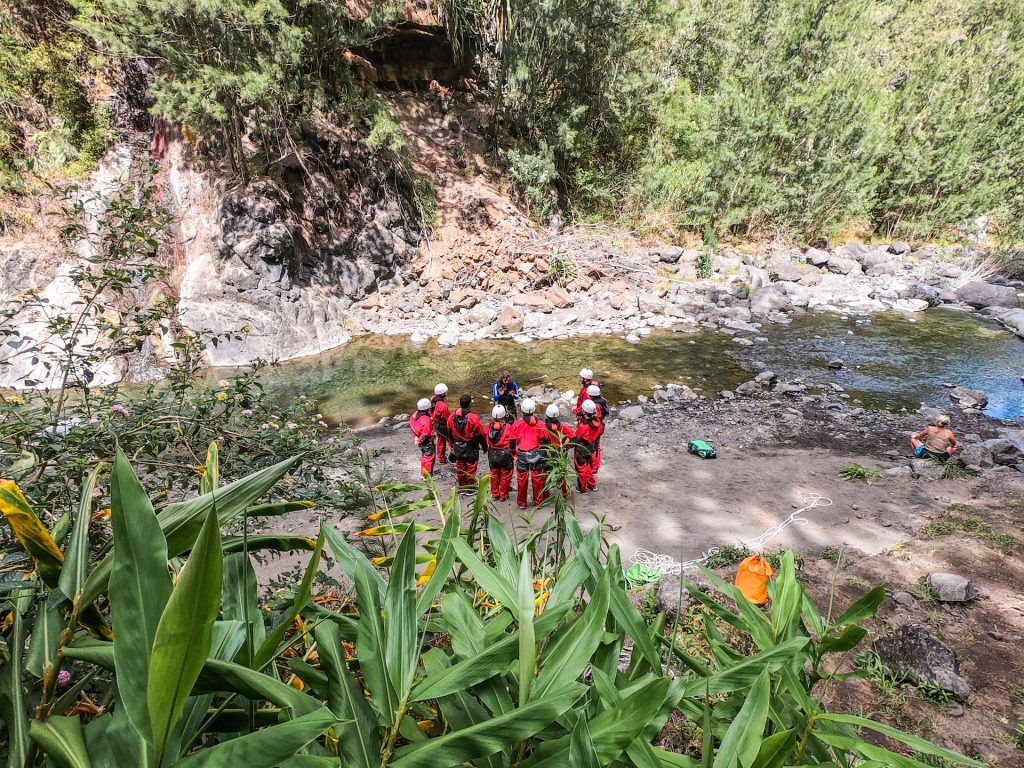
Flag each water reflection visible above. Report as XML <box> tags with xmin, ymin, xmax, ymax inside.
<box><xmin>245</xmin><ymin>309</ymin><xmax>1023</xmax><ymax>426</ymax></box>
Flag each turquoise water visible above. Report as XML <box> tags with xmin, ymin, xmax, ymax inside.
<box><xmin>245</xmin><ymin>309</ymin><xmax>1023</xmax><ymax>426</ymax></box>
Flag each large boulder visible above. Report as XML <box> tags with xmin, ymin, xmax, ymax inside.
<box><xmin>825</xmin><ymin>254</ymin><xmax>863</xmax><ymax>275</ymax></box>
<box><xmin>618</xmin><ymin>405</ymin><xmax>645</xmax><ymax>421</ymax></box>
<box><xmin>658</xmin><ymin>246</ymin><xmax>685</xmax><ymax>264</ymax></box>
<box><xmin>926</xmin><ymin>572</ymin><xmax>981</xmax><ymax>602</ymax></box>
<box><xmin>888</xmin><ymin>240</ymin><xmax>912</xmax><ymax>255</ymax></box>
<box><xmin>873</xmin><ymin>625</ymin><xmax>970</xmax><ymax>702</ymax></box>
<box><xmin>984</xmin><ymin>306</ymin><xmax>1024</xmax><ymax>338</ymax></box>
<box><xmin>954</xmin><ymin>281</ymin><xmax>1020</xmax><ymax>309</ymax></box>
<box><xmin>899</xmin><ymin>282</ymin><xmax>942</xmax><ymax>306</ymax></box>
<box><xmin>984</xmin><ymin>438</ymin><xmax>1024</xmax><ymax>466</ymax></box>
<box><xmin>749</xmin><ymin>285</ymin><xmax>791</xmax><ymax>314</ymax></box>
<box><xmin>804</xmin><ymin>247</ymin><xmax>830</xmax><ymax>267</ymax></box>
<box><xmin>949</xmin><ymin>386</ymin><xmax>988</xmax><ymax>410</ymax></box>
<box><xmin>768</xmin><ymin>255</ymin><xmax>804</xmax><ymax>282</ymax></box>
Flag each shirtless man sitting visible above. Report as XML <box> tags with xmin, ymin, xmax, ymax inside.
<box><xmin>911</xmin><ymin>414</ymin><xmax>959</xmax><ymax>460</ymax></box>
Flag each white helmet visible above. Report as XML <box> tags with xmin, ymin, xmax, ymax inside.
<box><xmin>586</xmin><ymin>384</ymin><xmax>601</xmax><ymax>397</ymax></box>
<box><xmin>521</xmin><ymin>398</ymin><xmax>536</xmax><ymax>414</ymax></box>
<box><xmin>491</xmin><ymin>404</ymin><xmax>507</xmax><ymax>419</ymax></box>
<box><xmin>545</xmin><ymin>404</ymin><xmax>560</xmax><ymax>419</ymax></box>
<box><xmin>417</xmin><ymin>398</ymin><xmax>431</xmax><ymax>411</ymax></box>
<box><xmin>434</xmin><ymin>383</ymin><xmax>448</xmax><ymax>395</ymax></box>
<box><xmin>579</xmin><ymin>368</ymin><xmax>594</xmax><ymax>379</ymax></box>
<box><xmin>581</xmin><ymin>399</ymin><xmax>597</xmax><ymax>414</ymax></box>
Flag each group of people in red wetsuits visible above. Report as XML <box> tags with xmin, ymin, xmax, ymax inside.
<box><xmin>408</xmin><ymin>368</ymin><xmax>610</xmax><ymax>508</ymax></box>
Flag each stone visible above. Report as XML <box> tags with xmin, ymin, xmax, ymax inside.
<box><xmin>768</xmin><ymin>256</ymin><xmax>804</xmax><ymax>282</ymax></box>
<box><xmin>653</xmin><ymin>388</ymin><xmax>671</xmax><ymax>403</ymax></box>
<box><xmin>449</xmin><ymin>288</ymin><xmax>482</xmax><ymax>311</ymax></box>
<box><xmin>827</xmin><ymin>359</ymin><xmax>844</xmax><ymax>369</ymax></box>
<box><xmin>985</xmin><ymin>438</ymin><xmax>1024</xmax><ymax>466</ymax></box>
<box><xmin>735</xmin><ymin>380</ymin><xmax>761</xmax><ymax>396</ymax></box>
<box><xmin>892</xmin><ymin>591</ymin><xmax>916</xmax><ymax>607</ymax></box>
<box><xmin>544</xmin><ymin>286</ymin><xmax>574</xmax><ymax>309</ymax></box>
<box><xmin>926</xmin><ymin>572</ymin><xmax>980</xmax><ymax>602</ymax></box>
<box><xmin>909</xmin><ymin>458</ymin><xmax>945</xmax><ymax>480</ymax></box>
<box><xmin>949</xmin><ymin>386</ymin><xmax>988</xmax><ymax>410</ymax></box>
<box><xmin>825</xmin><ymin>254</ymin><xmax>863</xmax><ymax>275</ymax></box>
<box><xmin>749</xmin><ymin>285</ymin><xmax>791</xmax><ymax>314</ymax></box>
<box><xmin>775</xmin><ymin>382</ymin><xmax>808</xmax><ymax>395</ymax></box>
<box><xmin>437</xmin><ymin>331</ymin><xmax>459</xmax><ymax>348</ymax></box>
<box><xmin>873</xmin><ymin>625</ymin><xmax>970</xmax><ymax>702</ymax></box>
<box><xmin>899</xmin><ymin>282</ymin><xmax>942</xmax><ymax>306</ymax></box>
<box><xmin>619</xmin><ymin>405</ymin><xmax>645</xmax><ymax>421</ymax></box>
<box><xmin>804</xmin><ymin>247</ymin><xmax>830</xmax><ymax>267</ymax></box>
<box><xmin>719</xmin><ymin>390</ymin><xmax>735</xmax><ymax>400</ymax></box>
<box><xmin>521</xmin><ymin>294</ymin><xmax>555</xmax><ymax>313</ymax></box>
<box><xmin>888</xmin><ymin>240</ymin><xmax>912</xmax><ymax>255</ymax></box>
<box><xmin>956</xmin><ymin>443</ymin><xmax>993</xmax><ymax>468</ymax></box>
<box><xmin>496</xmin><ymin>305</ymin><xmax>524</xmax><ymax>334</ymax></box>
<box><xmin>891</xmin><ymin>298</ymin><xmax>930</xmax><ymax>313</ymax></box>
<box><xmin>954</xmin><ymin>281</ymin><xmax>1020</xmax><ymax>309</ymax></box>
<box><xmin>754</xmin><ymin>370</ymin><xmax>777</xmax><ymax>385</ymax></box>
<box><xmin>659</xmin><ymin>246</ymin><xmax>684</xmax><ymax>264</ymax></box>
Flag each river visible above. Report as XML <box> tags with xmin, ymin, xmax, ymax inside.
<box><xmin>249</xmin><ymin>308</ymin><xmax>1024</xmax><ymax>427</ymax></box>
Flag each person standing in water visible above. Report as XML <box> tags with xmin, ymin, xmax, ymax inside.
<box><xmin>485</xmin><ymin>404</ymin><xmax>515</xmax><ymax>501</ymax></box>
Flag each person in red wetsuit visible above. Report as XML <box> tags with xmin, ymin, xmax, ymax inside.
<box><xmin>544</xmin><ymin>403</ymin><xmax>575</xmax><ymax>498</ymax></box>
<box><xmin>430</xmin><ymin>383</ymin><xmax>451</xmax><ymax>463</ymax></box>
<box><xmin>573</xmin><ymin>399</ymin><xmax>604</xmax><ymax>493</ymax></box>
<box><xmin>448</xmin><ymin>394</ymin><xmax>485</xmax><ymax>495</ymax></box>
<box><xmin>485</xmin><ymin>404</ymin><xmax>514</xmax><ymax>501</ymax></box>
<box><xmin>574</xmin><ymin>368</ymin><xmax>602</xmax><ymax>414</ymax></box>
<box><xmin>510</xmin><ymin>398</ymin><xmax>550</xmax><ymax>508</ymax></box>
<box><xmin>581</xmin><ymin>384</ymin><xmax>609</xmax><ymax>474</ymax></box>
<box><xmin>409</xmin><ymin>398</ymin><xmax>436</xmax><ymax>476</ymax></box>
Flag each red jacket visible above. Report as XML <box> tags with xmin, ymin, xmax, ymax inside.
<box><xmin>430</xmin><ymin>395</ymin><xmax>450</xmax><ymax>432</ymax></box>
<box><xmin>573</xmin><ymin>416</ymin><xmax>603</xmax><ymax>446</ymax></box>
<box><xmin>448</xmin><ymin>408</ymin><xmax>484</xmax><ymax>442</ymax></box>
<box><xmin>409</xmin><ymin>411</ymin><xmax>434</xmax><ymax>445</ymax></box>
<box><xmin>486</xmin><ymin>419</ymin><xmax>514</xmax><ymax>450</ymax></box>
<box><xmin>510</xmin><ymin>415</ymin><xmax>549</xmax><ymax>451</ymax></box>
<box><xmin>574</xmin><ymin>381</ymin><xmax>602</xmax><ymax>414</ymax></box>
<box><xmin>544</xmin><ymin>418</ymin><xmax>575</xmax><ymax>448</ymax></box>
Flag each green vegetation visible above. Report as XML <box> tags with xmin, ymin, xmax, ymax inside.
<box><xmin>920</xmin><ymin>512</ymin><xmax>1014</xmax><ymax>549</ymax></box>
<box><xmin>1</xmin><ymin>452</ymin><xmax>987</xmax><ymax>766</ymax></box>
<box><xmin>838</xmin><ymin>463</ymin><xmax>882</xmax><ymax>482</ymax></box>
<box><xmin>6</xmin><ymin>0</ymin><xmax>1024</xmax><ymax>244</ymax></box>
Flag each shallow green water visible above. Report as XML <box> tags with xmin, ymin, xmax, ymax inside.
<box><xmin>248</xmin><ymin>309</ymin><xmax>1023</xmax><ymax>426</ymax></box>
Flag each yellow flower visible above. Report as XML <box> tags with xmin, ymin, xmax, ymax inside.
<box><xmin>8</xmin><ymin>396</ymin><xmax>24</xmax><ymax>406</ymax></box>
<box><xmin>218</xmin><ymin>379</ymin><xmax>231</xmax><ymax>389</ymax></box>
<box><xmin>215</xmin><ymin>392</ymin><xmax>228</xmax><ymax>401</ymax></box>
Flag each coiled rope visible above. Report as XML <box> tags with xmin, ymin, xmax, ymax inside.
<box><xmin>629</xmin><ymin>493</ymin><xmax>834</xmax><ymax>576</ymax></box>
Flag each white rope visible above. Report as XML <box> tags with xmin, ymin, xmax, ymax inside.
<box><xmin>630</xmin><ymin>493</ymin><xmax>834</xmax><ymax>575</ymax></box>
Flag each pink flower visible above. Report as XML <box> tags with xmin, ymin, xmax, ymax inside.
<box><xmin>57</xmin><ymin>669</ymin><xmax>72</xmax><ymax>686</ymax></box>
<box><xmin>241</xmin><ymin>409</ymin><xmax>253</xmax><ymax>418</ymax></box>
<box><xmin>111</xmin><ymin>404</ymin><xmax>129</xmax><ymax>417</ymax></box>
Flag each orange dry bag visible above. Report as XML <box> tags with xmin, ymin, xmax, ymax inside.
<box><xmin>735</xmin><ymin>554</ymin><xmax>775</xmax><ymax>606</ymax></box>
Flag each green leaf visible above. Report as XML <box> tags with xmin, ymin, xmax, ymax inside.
<box><xmin>533</xmin><ymin>568</ymin><xmax>610</xmax><ymax>699</ymax></box>
<box><xmin>678</xmin><ymin>638</ymin><xmax>809</xmax><ymax>697</ymax></box>
<box><xmin>385</xmin><ymin>525</ymin><xmax>419</xmax><ymax>701</ymax></box>
<box><xmin>148</xmin><ymin>507</ymin><xmax>223</xmax><ymax>762</ymax></box>
<box><xmin>568</xmin><ymin>719</ymin><xmax>601</xmax><ymax>768</ymax></box>
<box><xmin>416</xmin><ymin>508</ymin><xmax>460</xmax><ymax>615</ymax></box>
<box><xmin>833</xmin><ymin>586</ymin><xmax>885</xmax><ymax>628</ymax></box>
<box><xmin>29</xmin><ymin>716</ymin><xmax>92</xmax><ymax>768</ymax></box>
<box><xmin>254</xmin><ymin>529</ymin><xmax>324</xmax><ymax>668</ymax></box>
<box><xmin>0</xmin><ymin>588</ymin><xmax>32</xmax><ymax>768</ymax></box>
<box><xmin>817</xmin><ymin>624</ymin><xmax>867</xmax><ymax>655</ymax></box>
<box><xmin>390</xmin><ymin>686</ymin><xmax>585</xmax><ymax>768</ymax></box>
<box><xmin>355</xmin><ymin>559</ymin><xmax>398</xmax><ymax>722</ymax></box>
<box><xmin>518</xmin><ymin>547</ymin><xmax>537</xmax><ymax>706</ymax></box>
<box><xmin>451</xmin><ymin>538</ymin><xmax>518</xmax><ymax>613</ymax></box>
<box><xmin>173</xmin><ymin>710</ymin><xmax>337</xmax><ymax>768</ymax></box>
<box><xmin>523</xmin><ymin>677</ymin><xmax>672</xmax><ymax>768</ymax></box>
<box><xmin>714</xmin><ymin>669</ymin><xmax>770</xmax><ymax>768</ymax></box>
<box><xmin>109</xmin><ymin>447</ymin><xmax>172</xmax><ymax>742</ymax></box>
<box><xmin>223</xmin><ymin>553</ymin><xmax>265</xmax><ymax>660</ymax></box>
<box><xmin>749</xmin><ymin>729</ymin><xmax>796</xmax><ymax>768</ymax></box>
<box><xmin>314</xmin><ymin>621</ymin><xmax>381</xmax><ymax>768</ymax></box>
<box><xmin>59</xmin><ymin>463</ymin><xmax>105</xmax><ymax>607</ymax></box>
<box><xmin>26</xmin><ymin>593</ymin><xmax>63</xmax><ymax>678</ymax></box>
<box><xmin>816</xmin><ymin>713</ymin><xmax>986</xmax><ymax>767</ymax></box>
<box><xmin>323</xmin><ymin>523</ymin><xmax>386</xmax><ymax>598</ymax></box>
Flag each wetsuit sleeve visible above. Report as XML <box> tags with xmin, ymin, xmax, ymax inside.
<box><xmin>493</xmin><ymin>382</ymin><xmax>502</xmax><ymax>400</ymax></box>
